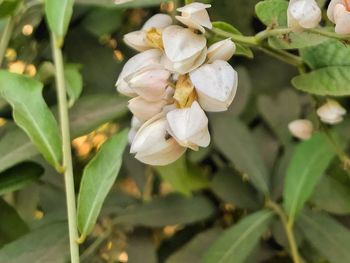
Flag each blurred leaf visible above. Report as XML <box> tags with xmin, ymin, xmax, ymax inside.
<box><xmin>0</xmin><ymin>0</ymin><xmax>20</xmax><ymax>18</ymax></box>
<box><xmin>0</xmin><ymin>71</ymin><xmax>62</xmax><ymax>171</ymax></box>
<box><xmin>271</xmin><ymin>219</ymin><xmax>303</xmax><ymax>249</ymax></box>
<box><xmin>114</xmin><ymin>194</ymin><xmax>215</xmax><ymax>227</ymax></box>
<box><xmin>45</xmin><ymin>0</ymin><xmax>74</xmax><ymax>42</ymax></box>
<box><xmin>255</xmin><ymin>0</ymin><xmax>288</xmax><ymax>27</ymax></box>
<box><xmin>36</xmin><ymin>61</ymin><xmax>55</xmax><ymax>84</ymax></box>
<box><xmin>283</xmin><ymin>133</ymin><xmax>336</xmax><ymax>221</ymax></box>
<box><xmin>292</xmin><ymin>66</ymin><xmax>350</xmax><ymax>96</ymax></box>
<box><xmin>204</xmin><ymin>210</ymin><xmax>274</xmax><ymax>263</ymax></box>
<box><xmin>64</xmin><ymin>64</ymin><xmax>83</xmax><ymax>107</ymax></box>
<box><xmin>298</xmin><ymin>210</ymin><xmax>350</xmax><ymax>263</ymax></box>
<box><xmin>212</xmin><ymin>115</ymin><xmax>270</xmax><ymax>194</ymax></box>
<box><xmin>126</xmin><ymin>229</ymin><xmax>157</xmax><ymax>263</ymax></box>
<box><xmin>269</xmin><ymin>32</ymin><xmax>328</xmax><ymax>50</ymax></box>
<box><xmin>155</xmin><ymin>156</ymin><xmax>210</xmax><ymax>196</ymax></box>
<box><xmin>0</xmin><ymin>198</ymin><xmax>29</xmax><ymax>247</ymax></box>
<box><xmin>211</xmin><ymin>168</ymin><xmax>259</xmax><ymax>210</ymax></box>
<box><xmin>310</xmin><ymin>175</ymin><xmax>350</xmax><ymax>215</ymax></box>
<box><xmin>0</xmin><ymin>221</ymin><xmax>69</xmax><ymax>263</ymax></box>
<box><xmin>77</xmin><ymin>129</ymin><xmax>129</xmax><ymax>237</ymax></box>
<box><xmin>167</xmin><ymin>228</ymin><xmax>223</xmax><ymax>263</ymax></box>
<box><xmin>0</xmin><ymin>162</ymin><xmax>44</xmax><ymax>195</ymax></box>
<box><xmin>75</xmin><ymin>0</ymin><xmax>172</xmax><ymax>8</ymax></box>
<box><xmin>212</xmin><ymin>22</ymin><xmax>254</xmax><ymax>58</ymax></box>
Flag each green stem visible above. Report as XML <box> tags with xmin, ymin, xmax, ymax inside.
<box><xmin>308</xmin><ymin>28</ymin><xmax>350</xmax><ymax>41</ymax></box>
<box><xmin>209</xmin><ymin>27</ymin><xmax>259</xmax><ymax>46</ymax></box>
<box><xmin>255</xmin><ymin>28</ymin><xmax>293</xmax><ymax>43</ymax></box>
<box><xmin>51</xmin><ymin>33</ymin><xmax>80</xmax><ymax>263</ymax></box>
<box><xmin>258</xmin><ymin>45</ymin><xmax>303</xmax><ymax>68</ymax></box>
<box><xmin>266</xmin><ymin>200</ymin><xmax>302</xmax><ymax>263</ymax></box>
<box><xmin>0</xmin><ymin>16</ymin><xmax>15</xmax><ymax>67</ymax></box>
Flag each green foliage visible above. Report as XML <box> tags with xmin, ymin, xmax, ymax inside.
<box><xmin>64</xmin><ymin>64</ymin><xmax>83</xmax><ymax>107</ymax></box>
<box><xmin>0</xmin><ymin>0</ymin><xmax>20</xmax><ymax>18</ymax></box>
<box><xmin>77</xmin><ymin>129</ymin><xmax>129</xmax><ymax>237</ymax></box>
<box><xmin>255</xmin><ymin>0</ymin><xmax>288</xmax><ymax>27</ymax></box>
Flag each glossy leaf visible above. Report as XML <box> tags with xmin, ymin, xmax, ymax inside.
<box><xmin>255</xmin><ymin>0</ymin><xmax>288</xmax><ymax>27</ymax></box>
<box><xmin>0</xmin><ymin>71</ymin><xmax>62</xmax><ymax>171</ymax></box>
<box><xmin>64</xmin><ymin>64</ymin><xmax>83</xmax><ymax>107</ymax></box>
<box><xmin>283</xmin><ymin>133</ymin><xmax>336</xmax><ymax>221</ymax></box>
<box><xmin>77</xmin><ymin>129</ymin><xmax>129</xmax><ymax>237</ymax></box>
<box><xmin>204</xmin><ymin>210</ymin><xmax>274</xmax><ymax>263</ymax></box>
<box><xmin>113</xmin><ymin>194</ymin><xmax>216</xmax><ymax>227</ymax></box>
<box><xmin>0</xmin><ymin>162</ymin><xmax>44</xmax><ymax>195</ymax></box>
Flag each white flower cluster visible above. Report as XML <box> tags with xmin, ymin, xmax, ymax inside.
<box><xmin>116</xmin><ymin>3</ymin><xmax>238</xmax><ymax>165</ymax></box>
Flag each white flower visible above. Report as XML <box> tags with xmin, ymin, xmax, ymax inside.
<box><xmin>128</xmin><ymin>96</ymin><xmax>168</xmax><ymax>123</ymax></box>
<box><xmin>175</xmin><ymin>2</ymin><xmax>212</xmax><ymax>33</ymax></box>
<box><xmin>327</xmin><ymin>0</ymin><xmax>350</xmax><ymax>34</ymax></box>
<box><xmin>128</xmin><ymin>116</ymin><xmax>142</xmax><ymax>143</ymax></box>
<box><xmin>162</xmin><ymin>25</ymin><xmax>207</xmax><ymax>74</ymax></box>
<box><xmin>166</xmin><ymin>101</ymin><xmax>210</xmax><ymax>150</ymax></box>
<box><xmin>207</xmin><ymin>38</ymin><xmax>236</xmax><ymax>63</ymax></box>
<box><xmin>288</xmin><ymin>119</ymin><xmax>313</xmax><ymax>140</ymax></box>
<box><xmin>130</xmin><ymin>114</ymin><xmax>186</xmax><ymax>166</ymax></box>
<box><xmin>316</xmin><ymin>99</ymin><xmax>346</xmax><ymax>124</ymax></box>
<box><xmin>287</xmin><ymin>0</ymin><xmax>321</xmax><ymax>31</ymax></box>
<box><xmin>124</xmin><ymin>14</ymin><xmax>172</xmax><ymax>51</ymax></box>
<box><xmin>189</xmin><ymin>60</ymin><xmax>238</xmax><ymax>112</ymax></box>
<box><xmin>116</xmin><ymin>49</ymin><xmax>163</xmax><ymax>97</ymax></box>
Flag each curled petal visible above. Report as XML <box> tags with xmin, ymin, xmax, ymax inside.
<box><xmin>128</xmin><ymin>97</ymin><xmax>168</xmax><ymax>122</ymax></box>
<box><xmin>287</xmin><ymin>0</ymin><xmax>321</xmax><ymax>30</ymax></box>
<box><xmin>166</xmin><ymin>101</ymin><xmax>210</xmax><ymax>150</ymax></box>
<box><xmin>142</xmin><ymin>14</ymin><xmax>173</xmax><ymax>30</ymax></box>
<box><xmin>207</xmin><ymin>39</ymin><xmax>236</xmax><ymax>63</ymax></box>
<box><xmin>327</xmin><ymin>0</ymin><xmax>343</xmax><ymax>22</ymax></box>
<box><xmin>123</xmin><ymin>31</ymin><xmax>149</xmax><ymax>52</ymax></box>
<box><xmin>176</xmin><ymin>3</ymin><xmax>212</xmax><ymax>33</ymax></box>
<box><xmin>333</xmin><ymin>4</ymin><xmax>350</xmax><ymax>34</ymax></box>
<box><xmin>288</xmin><ymin>119</ymin><xmax>313</xmax><ymax>140</ymax></box>
<box><xmin>190</xmin><ymin>60</ymin><xmax>238</xmax><ymax>112</ymax></box>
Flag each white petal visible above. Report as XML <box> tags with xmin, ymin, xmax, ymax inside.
<box><xmin>123</xmin><ymin>31</ymin><xmax>149</xmax><ymax>52</ymax></box>
<box><xmin>166</xmin><ymin>101</ymin><xmax>210</xmax><ymax>149</ymax></box>
<box><xmin>288</xmin><ymin>0</ymin><xmax>321</xmax><ymax>30</ymax></box>
<box><xmin>334</xmin><ymin>4</ymin><xmax>350</xmax><ymax>34</ymax></box>
<box><xmin>207</xmin><ymin>39</ymin><xmax>236</xmax><ymax>63</ymax></box>
<box><xmin>190</xmin><ymin>60</ymin><xmax>238</xmax><ymax>112</ymax></box>
<box><xmin>162</xmin><ymin>25</ymin><xmax>206</xmax><ymax>62</ymax></box>
<box><xmin>142</xmin><ymin>14</ymin><xmax>173</xmax><ymax>30</ymax></box>
<box><xmin>128</xmin><ymin>97</ymin><xmax>167</xmax><ymax>122</ymax></box>
<box><xmin>288</xmin><ymin>119</ymin><xmax>313</xmax><ymax>140</ymax></box>
<box><xmin>176</xmin><ymin>3</ymin><xmax>212</xmax><ymax>32</ymax></box>
<box><xmin>316</xmin><ymin>99</ymin><xmax>346</xmax><ymax>125</ymax></box>
<box><xmin>128</xmin><ymin>128</ymin><xmax>138</xmax><ymax>144</ymax></box>
<box><xmin>131</xmin><ymin>116</ymin><xmax>142</xmax><ymax>129</ymax></box>
<box><xmin>327</xmin><ymin>0</ymin><xmax>343</xmax><ymax>22</ymax></box>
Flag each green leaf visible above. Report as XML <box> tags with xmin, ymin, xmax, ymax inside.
<box><xmin>77</xmin><ymin>129</ymin><xmax>129</xmax><ymax>237</ymax></box>
<box><xmin>155</xmin><ymin>156</ymin><xmax>210</xmax><ymax>196</ymax></box>
<box><xmin>283</xmin><ymin>133</ymin><xmax>336</xmax><ymax>221</ymax></box>
<box><xmin>0</xmin><ymin>71</ymin><xmax>62</xmax><ymax>171</ymax></box>
<box><xmin>255</xmin><ymin>0</ymin><xmax>288</xmax><ymax>27</ymax></box>
<box><xmin>211</xmin><ymin>168</ymin><xmax>258</xmax><ymax>210</ymax></box>
<box><xmin>0</xmin><ymin>221</ymin><xmax>69</xmax><ymax>263</ymax></box>
<box><xmin>44</xmin><ymin>0</ymin><xmax>74</xmax><ymax>42</ymax></box>
<box><xmin>310</xmin><ymin>175</ymin><xmax>350</xmax><ymax>215</ymax></box>
<box><xmin>64</xmin><ymin>64</ymin><xmax>83</xmax><ymax>107</ymax></box>
<box><xmin>292</xmin><ymin>66</ymin><xmax>350</xmax><ymax>96</ymax></box>
<box><xmin>298</xmin><ymin>210</ymin><xmax>350</xmax><ymax>263</ymax></box>
<box><xmin>75</xmin><ymin>0</ymin><xmax>173</xmax><ymax>8</ymax></box>
<box><xmin>0</xmin><ymin>198</ymin><xmax>29</xmax><ymax>247</ymax></box>
<box><xmin>212</xmin><ymin>115</ymin><xmax>270</xmax><ymax>194</ymax></box>
<box><xmin>212</xmin><ymin>21</ymin><xmax>254</xmax><ymax>58</ymax></box>
<box><xmin>0</xmin><ymin>0</ymin><xmax>20</xmax><ymax>18</ymax></box>
<box><xmin>203</xmin><ymin>210</ymin><xmax>274</xmax><ymax>263</ymax></box>
<box><xmin>113</xmin><ymin>194</ymin><xmax>215</xmax><ymax>227</ymax></box>
<box><xmin>0</xmin><ymin>162</ymin><xmax>44</xmax><ymax>195</ymax></box>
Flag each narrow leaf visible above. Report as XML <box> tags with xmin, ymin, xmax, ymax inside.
<box><xmin>204</xmin><ymin>210</ymin><xmax>274</xmax><ymax>263</ymax></box>
<box><xmin>77</xmin><ymin>129</ymin><xmax>129</xmax><ymax>237</ymax></box>
<box><xmin>0</xmin><ymin>71</ymin><xmax>62</xmax><ymax>171</ymax></box>
<box><xmin>283</xmin><ymin>133</ymin><xmax>336</xmax><ymax>221</ymax></box>
<box><xmin>64</xmin><ymin>64</ymin><xmax>83</xmax><ymax>107</ymax></box>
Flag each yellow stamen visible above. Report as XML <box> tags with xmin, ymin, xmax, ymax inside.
<box><xmin>173</xmin><ymin>75</ymin><xmax>197</xmax><ymax>108</ymax></box>
<box><xmin>145</xmin><ymin>28</ymin><xmax>163</xmax><ymax>49</ymax></box>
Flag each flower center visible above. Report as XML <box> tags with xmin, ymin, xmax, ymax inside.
<box><xmin>145</xmin><ymin>28</ymin><xmax>163</xmax><ymax>49</ymax></box>
<box><xmin>173</xmin><ymin>75</ymin><xmax>197</xmax><ymax>108</ymax></box>
<box><xmin>343</xmin><ymin>0</ymin><xmax>350</xmax><ymax>11</ymax></box>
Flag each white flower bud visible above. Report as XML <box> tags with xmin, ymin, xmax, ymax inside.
<box><xmin>123</xmin><ymin>14</ymin><xmax>172</xmax><ymax>52</ymax></box>
<box><xmin>166</xmin><ymin>101</ymin><xmax>210</xmax><ymax>150</ymax></box>
<box><xmin>316</xmin><ymin>99</ymin><xmax>346</xmax><ymax>124</ymax></box>
<box><xmin>130</xmin><ymin>115</ymin><xmax>186</xmax><ymax>166</ymax></box>
<box><xmin>162</xmin><ymin>25</ymin><xmax>207</xmax><ymax>74</ymax></box>
<box><xmin>327</xmin><ymin>0</ymin><xmax>343</xmax><ymax>22</ymax></box>
<box><xmin>207</xmin><ymin>39</ymin><xmax>236</xmax><ymax>63</ymax></box>
<box><xmin>287</xmin><ymin>0</ymin><xmax>321</xmax><ymax>31</ymax></box>
<box><xmin>128</xmin><ymin>96</ymin><xmax>168</xmax><ymax>122</ymax></box>
<box><xmin>189</xmin><ymin>60</ymin><xmax>238</xmax><ymax>112</ymax></box>
<box><xmin>116</xmin><ymin>49</ymin><xmax>163</xmax><ymax>97</ymax></box>
<box><xmin>330</xmin><ymin>3</ymin><xmax>350</xmax><ymax>34</ymax></box>
<box><xmin>175</xmin><ymin>3</ymin><xmax>212</xmax><ymax>33</ymax></box>
<box><xmin>288</xmin><ymin>119</ymin><xmax>313</xmax><ymax>140</ymax></box>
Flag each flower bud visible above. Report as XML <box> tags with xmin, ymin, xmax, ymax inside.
<box><xmin>128</xmin><ymin>96</ymin><xmax>168</xmax><ymax>122</ymax></box>
<box><xmin>162</xmin><ymin>25</ymin><xmax>207</xmax><ymax>74</ymax></box>
<box><xmin>287</xmin><ymin>0</ymin><xmax>321</xmax><ymax>31</ymax></box>
<box><xmin>175</xmin><ymin>3</ymin><xmax>212</xmax><ymax>33</ymax></box>
<box><xmin>207</xmin><ymin>39</ymin><xmax>236</xmax><ymax>63</ymax></box>
<box><xmin>130</xmin><ymin>115</ymin><xmax>186</xmax><ymax>166</ymax></box>
<box><xmin>316</xmin><ymin>99</ymin><xmax>346</xmax><ymax>124</ymax></box>
<box><xmin>166</xmin><ymin>101</ymin><xmax>210</xmax><ymax>150</ymax></box>
<box><xmin>288</xmin><ymin>119</ymin><xmax>313</xmax><ymax>140</ymax></box>
<box><xmin>123</xmin><ymin>14</ymin><xmax>172</xmax><ymax>51</ymax></box>
<box><xmin>189</xmin><ymin>60</ymin><xmax>238</xmax><ymax>112</ymax></box>
<box><xmin>328</xmin><ymin>1</ymin><xmax>350</xmax><ymax>34</ymax></box>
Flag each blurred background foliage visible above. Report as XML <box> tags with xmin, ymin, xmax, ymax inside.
<box><xmin>1</xmin><ymin>0</ymin><xmax>350</xmax><ymax>263</ymax></box>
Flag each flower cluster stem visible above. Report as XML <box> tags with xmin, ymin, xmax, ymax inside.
<box><xmin>51</xmin><ymin>33</ymin><xmax>80</xmax><ymax>263</ymax></box>
<box><xmin>0</xmin><ymin>16</ymin><xmax>15</xmax><ymax>67</ymax></box>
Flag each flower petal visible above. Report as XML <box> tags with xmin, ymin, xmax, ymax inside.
<box><xmin>207</xmin><ymin>39</ymin><xmax>236</xmax><ymax>63</ymax></box>
<box><xmin>128</xmin><ymin>96</ymin><xmax>168</xmax><ymax>122</ymax></box>
<box><xmin>142</xmin><ymin>14</ymin><xmax>173</xmax><ymax>30</ymax></box>
<box><xmin>334</xmin><ymin>4</ymin><xmax>350</xmax><ymax>34</ymax></box>
<box><xmin>123</xmin><ymin>31</ymin><xmax>149</xmax><ymax>52</ymax></box>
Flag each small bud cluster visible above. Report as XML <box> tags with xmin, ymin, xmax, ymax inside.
<box><xmin>116</xmin><ymin>3</ymin><xmax>237</xmax><ymax>165</ymax></box>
